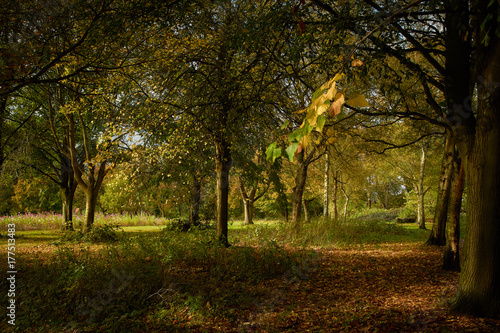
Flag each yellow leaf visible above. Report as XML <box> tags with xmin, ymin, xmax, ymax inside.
<box><xmin>299</xmin><ymin>135</ymin><xmax>310</xmax><ymax>149</ymax></box>
<box><xmin>324</xmin><ymin>82</ymin><xmax>337</xmax><ymax>101</ymax></box>
<box><xmin>346</xmin><ymin>94</ymin><xmax>369</xmax><ymax>107</ymax></box>
<box><xmin>306</xmin><ymin>108</ymin><xmax>318</xmax><ymax>127</ymax></box>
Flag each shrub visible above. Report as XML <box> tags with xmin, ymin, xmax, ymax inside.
<box><xmin>82</xmin><ymin>224</ymin><xmax>124</xmax><ymax>243</ymax></box>
<box><xmin>57</xmin><ymin>224</ymin><xmax>124</xmax><ymax>243</ymax></box>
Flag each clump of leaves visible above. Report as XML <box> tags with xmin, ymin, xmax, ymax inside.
<box><xmin>162</xmin><ymin>218</ymin><xmax>192</xmax><ymax>232</ymax></box>
<box><xmin>82</xmin><ymin>223</ymin><xmax>123</xmax><ymax>242</ymax></box>
<box><xmin>57</xmin><ymin>224</ymin><xmax>123</xmax><ymax>243</ymax></box>
<box><xmin>162</xmin><ymin>219</ymin><xmax>216</xmax><ymax>232</ymax></box>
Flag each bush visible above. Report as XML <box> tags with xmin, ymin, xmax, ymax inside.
<box><xmin>57</xmin><ymin>224</ymin><xmax>124</xmax><ymax>243</ymax></box>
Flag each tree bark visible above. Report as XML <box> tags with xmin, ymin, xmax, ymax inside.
<box><xmin>238</xmin><ymin>178</ymin><xmax>257</xmax><ymax>225</ymax></box>
<box><xmin>189</xmin><ymin>173</ymin><xmax>202</xmax><ymax>226</ymax></box>
<box><xmin>443</xmin><ymin>157</ymin><xmax>464</xmax><ymax>272</ymax></box>
<box><xmin>323</xmin><ymin>151</ymin><xmax>330</xmax><ymax>218</ymax></box>
<box><xmin>417</xmin><ymin>144</ymin><xmax>427</xmax><ymax>229</ymax></box>
<box><xmin>81</xmin><ymin>162</ymin><xmax>107</xmax><ymax>234</ymax></box>
<box><xmin>291</xmin><ymin>150</ymin><xmax>309</xmax><ymax>226</ymax></box>
<box><xmin>0</xmin><ymin>96</ymin><xmax>6</xmax><ymax>174</ymax></box>
<box><xmin>332</xmin><ymin>170</ymin><xmax>339</xmax><ymax>221</ymax></box>
<box><xmin>60</xmin><ymin>180</ymin><xmax>77</xmax><ymax>231</ymax></box>
<box><xmin>450</xmin><ymin>0</ymin><xmax>500</xmax><ymax>317</ymax></box>
<box><xmin>384</xmin><ymin>185</ymin><xmax>389</xmax><ymax>209</ymax></box>
<box><xmin>341</xmin><ymin>183</ymin><xmax>349</xmax><ymax>224</ymax></box>
<box><xmin>302</xmin><ymin>198</ymin><xmax>314</xmax><ymax>223</ymax></box>
<box><xmin>60</xmin><ymin>154</ymin><xmax>77</xmax><ymax>231</ymax></box>
<box><xmin>215</xmin><ymin>137</ymin><xmax>231</xmax><ymax>246</ymax></box>
<box><xmin>427</xmin><ymin>131</ymin><xmax>455</xmax><ymax>246</ymax></box>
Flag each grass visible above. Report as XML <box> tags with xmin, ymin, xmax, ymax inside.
<box><xmin>0</xmin><ymin>211</ymin><xmax>169</xmax><ymax>231</ymax></box>
<box><xmin>1</xmin><ymin>211</ymin><xmax>490</xmax><ymax>332</ymax></box>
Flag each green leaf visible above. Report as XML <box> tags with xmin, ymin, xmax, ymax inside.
<box><xmin>311</xmin><ymin>87</ymin><xmax>324</xmax><ymax>101</ymax></box>
<box><xmin>280</xmin><ymin>120</ymin><xmax>290</xmax><ymax>130</ymax></box>
<box><xmin>265</xmin><ymin>142</ymin><xmax>282</xmax><ymax>163</ymax></box>
<box><xmin>284</xmin><ymin>142</ymin><xmax>299</xmax><ymax>162</ymax></box>
<box><xmin>316</xmin><ymin>115</ymin><xmax>326</xmax><ymax>132</ymax></box>
<box><xmin>288</xmin><ymin>120</ymin><xmax>313</xmax><ymax>142</ymax></box>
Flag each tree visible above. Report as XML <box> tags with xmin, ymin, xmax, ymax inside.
<box><xmin>23</xmin><ymin>83</ymin><xmax>82</xmax><ymax>230</ymax></box>
<box><xmin>149</xmin><ymin>0</ymin><xmax>299</xmax><ymax>245</ymax></box>
<box><xmin>448</xmin><ymin>0</ymin><xmax>500</xmax><ymax>317</ymax></box>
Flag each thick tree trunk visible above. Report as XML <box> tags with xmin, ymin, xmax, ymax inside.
<box><xmin>82</xmin><ymin>186</ymin><xmax>98</xmax><ymax>234</ymax></box>
<box><xmin>60</xmin><ymin>184</ymin><xmax>77</xmax><ymax>231</ymax></box>
<box><xmin>215</xmin><ymin>138</ymin><xmax>231</xmax><ymax>246</ymax></box>
<box><xmin>323</xmin><ymin>151</ymin><xmax>330</xmax><ymax>218</ymax></box>
<box><xmin>443</xmin><ymin>157</ymin><xmax>464</xmax><ymax>272</ymax></box>
<box><xmin>242</xmin><ymin>198</ymin><xmax>254</xmax><ymax>225</ymax></box>
<box><xmin>189</xmin><ymin>173</ymin><xmax>202</xmax><ymax>226</ymax></box>
<box><xmin>291</xmin><ymin>151</ymin><xmax>309</xmax><ymax>226</ymax></box>
<box><xmin>427</xmin><ymin>132</ymin><xmax>455</xmax><ymax>246</ymax></box>
<box><xmin>417</xmin><ymin>144</ymin><xmax>427</xmax><ymax>229</ymax></box>
<box><xmin>81</xmin><ymin>162</ymin><xmax>107</xmax><ymax>234</ymax></box>
<box><xmin>451</xmin><ymin>109</ymin><xmax>500</xmax><ymax>316</ymax></box>
<box><xmin>450</xmin><ymin>2</ymin><xmax>500</xmax><ymax>316</ymax></box>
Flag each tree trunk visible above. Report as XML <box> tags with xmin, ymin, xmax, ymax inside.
<box><xmin>417</xmin><ymin>144</ymin><xmax>427</xmax><ymax>229</ymax></box>
<box><xmin>242</xmin><ymin>198</ymin><xmax>254</xmax><ymax>225</ymax></box>
<box><xmin>215</xmin><ymin>138</ymin><xmax>231</xmax><ymax>246</ymax></box>
<box><xmin>342</xmin><ymin>185</ymin><xmax>349</xmax><ymax>224</ymax></box>
<box><xmin>384</xmin><ymin>185</ymin><xmax>389</xmax><ymax>209</ymax></box>
<box><xmin>82</xmin><ymin>186</ymin><xmax>98</xmax><ymax>234</ymax></box>
<box><xmin>450</xmin><ymin>1</ymin><xmax>500</xmax><ymax>316</ymax></box>
<box><xmin>332</xmin><ymin>170</ymin><xmax>339</xmax><ymax>221</ymax></box>
<box><xmin>239</xmin><ymin>179</ymin><xmax>257</xmax><ymax>225</ymax></box>
<box><xmin>323</xmin><ymin>151</ymin><xmax>330</xmax><ymax>218</ymax></box>
<box><xmin>60</xmin><ymin>157</ymin><xmax>77</xmax><ymax>231</ymax></box>
<box><xmin>302</xmin><ymin>198</ymin><xmax>313</xmax><ymax>223</ymax></box>
<box><xmin>443</xmin><ymin>157</ymin><xmax>464</xmax><ymax>272</ymax></box>
<box><xmin>451</xmin><ymin>108</ymin><xmax>500</xmax><ymax>316</ymax></box>
<box><xmin>291</xmin><ymin>150</ymin><xmax>309</xmax><ymax>226</ymax></box>
<box><xmin>67</xmin><ymin>113</ymin><xmax>108</xmax><ymax>234</ymax></box>
<box><xmin>0</xmin><ymin>96</ymin><xmax>6</xmax><ymax>174</ymax></box>
<box><xmin>81</xmin><ymin>162</ymin><xmax>107</xmax><ymax>234</ymax></box>
<box><xmin>427</xmin><ymin>131</ymin><xmax>455</xmax><ymax>246</ymax></box>
<box><xmin>60</xmin><ymin>183</ymin><xmax>77</xmax><ymax>231</ymax></box>
<box><xmin>189</xmin><ymin>173</ymin><xmax>202</xmax><ymax>226</ymax></box>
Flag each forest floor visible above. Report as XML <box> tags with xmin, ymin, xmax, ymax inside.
<box><xmin>201</xmin><ymin>243</ymin><xmax>500</xmax><ymax>333</ymax></box>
